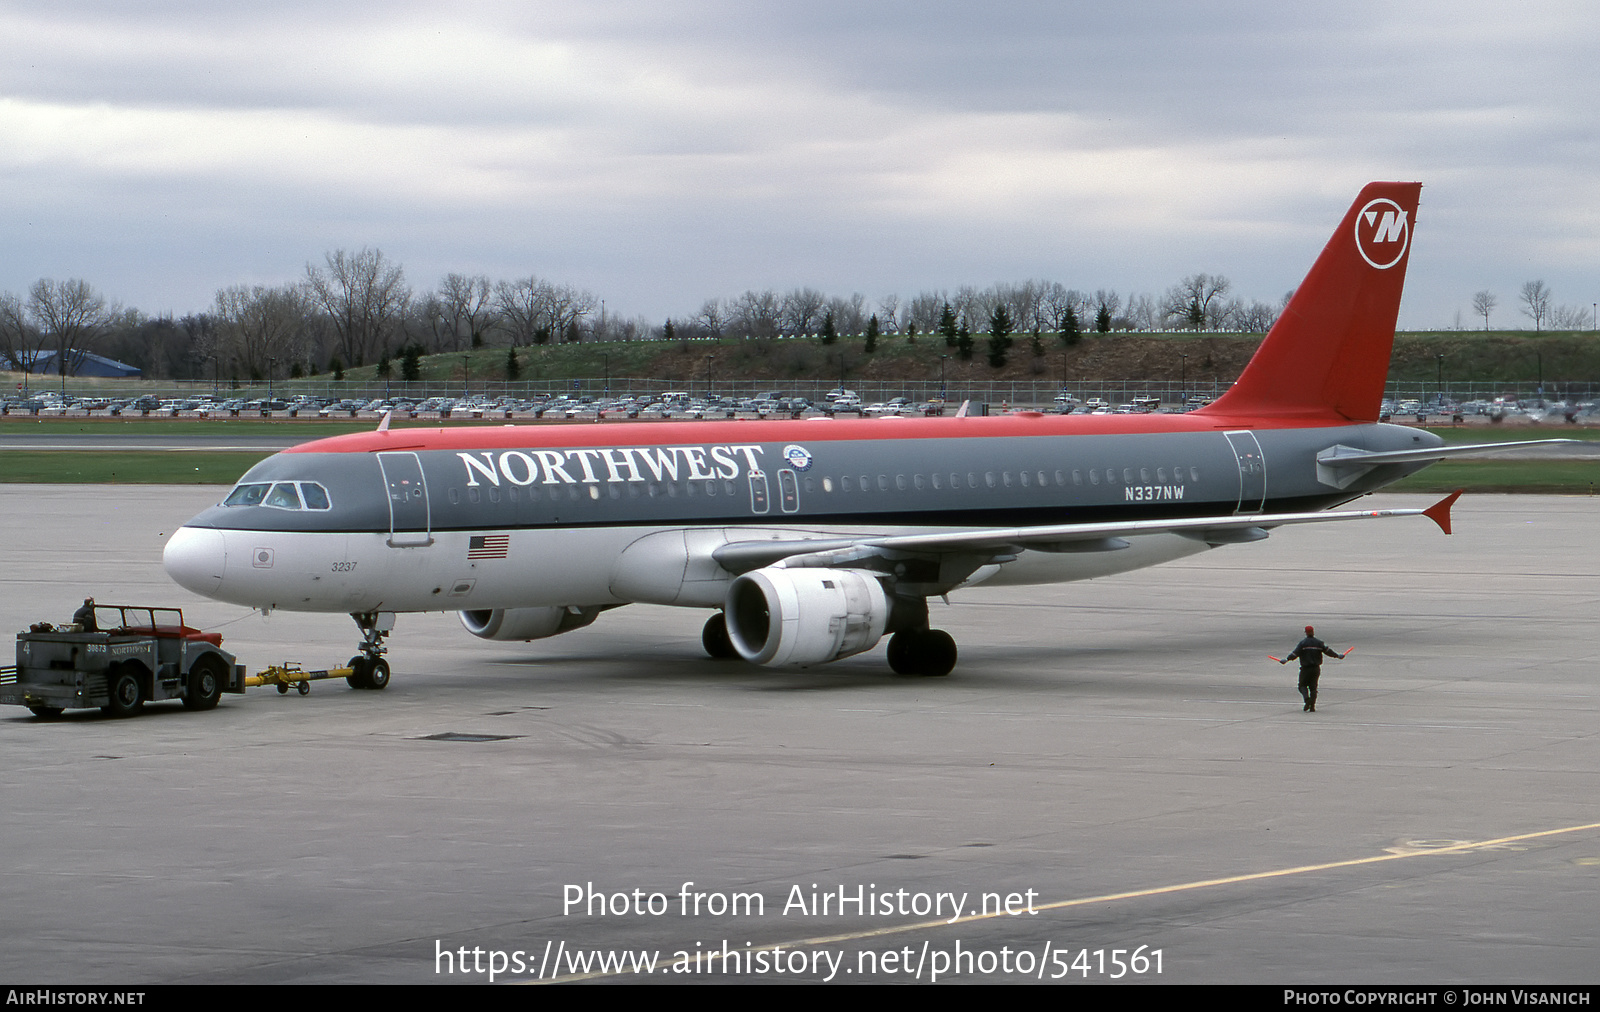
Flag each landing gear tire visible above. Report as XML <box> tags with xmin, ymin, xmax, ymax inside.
<box><xmin>28</xmin><ymin>706</ymin><xmax>63</xmax><ymax>720</ymax></box>
<box><xmin>182</xmin><ymin>657</ymin><xmax>225</xmax><ymax>711</ymax></box>
<box><xmin>346</xmin><ymin>656</ymin><xmax>370</xmax><ymax>689</ymax></box>
<box><xmin>102</xmin><ymin>667</ymin><xmax>144</xmax><ymax>717</ymax></box>
<box><xmin>702</xmin><ymin>613</ymin><xmax>737</xmax><ymax>659</ymax></box>
<box><xmin>886</xmin><ymin>630</ymin><xmax>958</xmax><ymax>677</ymax></box>
<box><xmin>886</xmin><ymin>632</ymin><xmax>911</xmax><ymax>673</ymax></box>
<box><xmin>365</xmin><ymin>658</ymin><xmax>390</xmax><ymax>690</ymax></box>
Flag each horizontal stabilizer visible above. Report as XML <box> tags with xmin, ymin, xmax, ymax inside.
<box><xmin>1318</xmin><ymin>439</ymin><xmax>1580</xmax><ymax>467</ymax></box>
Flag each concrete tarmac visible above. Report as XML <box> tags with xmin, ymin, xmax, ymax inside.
<box><xmin>2</xmin><ymin>486</ymin><xmax>1597</xmax><ymax>985</ymax></box>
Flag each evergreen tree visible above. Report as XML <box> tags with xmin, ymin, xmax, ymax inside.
<box><xmin>938</xmin><ymin>302</ymin><xmax>958</xmax><ymax>348</ymax></box>
<box><xmin>328</xmin><ymin>356</ymin><xmax>344</xmax><ymax>382</ymax></box>
<box><xmin>663</xmin><ymin>318</ymin><xmax>676</xmax><ymax>342</ymax></box>
<box><xmin>506</xmin><ymin>347</ymin><xmax>521</xmax><ymax>381</ymax></box>
<box><xmin>376</xmin><ymin>353</ymin><xmax>391</xmax><ymax>379</ymax></box>
<box><xmin>1095</xmin><ymin>304</ymin><xmax>1112</xmax><ymax>333</ymax></box>
<box><xmin>1029</xmin><ymin>327</ymin><xmax>1044</xmax><ymax>358</ymax></box>
<box><xmin>864</xmin><ymin>314</ymin><xmax>880</xmax><ymax>353</ymax></box>
<box><xmin>1059</xmin><ymin>308</ymin><xmax>1081</xmax><ymax>347</ymax></box>
<box><xmin>820</xmin><ymin>310</ymin><xmax>837</xmax><ymax>346</ymax></box>
<box><xmin>401</xmin><ymin>345</ymin><xmax>423</xmax><ymax>382</ymax></box>
<box><xmin>955</xmin><ymin>321</ymin><xmax>973</xmax><ymax>361</ymax></box>
<box><xmin>986</xmin><ymin>305</ymin><xmax>1013</xmax><ymax>368</ymax></box>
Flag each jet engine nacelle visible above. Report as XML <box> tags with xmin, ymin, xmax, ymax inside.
<box><xmin>724</xmin><ymin>567</ymin><xmax>889</xmax><ymax>667</ymax></box>
<box><xmin>459</xmin><ymin>606</ymin><xmax>602</xmax><ymax>642</ymax></box>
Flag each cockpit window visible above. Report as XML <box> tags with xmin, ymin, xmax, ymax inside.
<box><xmin>224</xmin><ymin>483</ymin><xmax>270</xmax><ymax>507</ymax></box>
<box><xmin>265</xmin><ymin>483</ymin><xmax>302</xmax><ymax>510</ymax></box>
<box><xmin>223</xmin><ymin>480</ymin><xmax>332</xmax><ymax>510</ymax></box>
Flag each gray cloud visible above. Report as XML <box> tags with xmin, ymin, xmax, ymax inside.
<box><xmin>0</xmin><ymin>2</ymin><xmax>1596</xmax><ymax>329</ymax></box>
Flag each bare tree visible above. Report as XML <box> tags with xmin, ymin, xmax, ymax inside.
<box><xmin>1123</xmin><ymin>292</ymin><xmax>1160</xmax><ymax>331</ymax></box>
<box><xmin>876</xmin><ymin>294</ymin><xmax>901</xmax><ymax>333</ymax></box>
<box><xmin>548</xmin><ymin>283</ymin><xmax>598</xmax><ymax>342</ymax></box>
<box><xmin>303</xmin><ymin>248</ymin><xmax>409</xmax><ymax>366</ymax></box>
<box><xmin>1519</xmin><ymin>281</ymin><xmax>1551</xmax><ymax>331</ymax></box>
<box><xmin>780</xmin><ymin>287</ymin><xmax>827</xmax><ymax>335</ymax></box>
<box><xmin>437</xmin><ymin>273</ymin><xmax>494</xmax><ymax>351</ymax></box>
<box><xmin>729</xmin><ymin>289</ymin><xmax>780</xmax><ymax>338</ymax></box>
<box><xmin>696</xmin><ymin>298</ymin><xmax>726</xmax><ymax>339</ymax></box>
<box><xmin>1550</xmin><ymin>303</ymin><xmax>1590</xmax><ymax>329</ymax></box>
<box><xmin>906</xmin><ymin>291</ymin><xmax>946</xmax><ymax>333</ymax></box>
<box><xmin>494</xmin><ymin>276</ymin><xmax>554</xmax><ymax>346</ymax></box>
<box><xmin>1471</xmin><ymin>290</ymin><xmax>1496</xmax><ymax>331</ymax></box>
<box><xmin>1162</xmin><ymin>274</ymin><xmax>1231</xmax><ymax>330</ymax></box>
<box><xmin>28</xmin><ymin>278</ymin><xmax>116</xmax><ymax>376</ymax></box>
<box><xmin>214</xmin><ymin>284</ymin><xmax>308</xmax><ymax>380</ymax></box>
<box><xmin>1233</xmin><ymin>300</ymin><xmax>1280</xmax><ymax>334</ymax></box>
<box><xmin>827</xmin><ymin>293</ymin><xmax>868</xmax><ymax>335</ymax></box>
<box><xmin>0</xmin><ymin>290</ymin><xmax>42</xmax><ymax>375</ymax></box>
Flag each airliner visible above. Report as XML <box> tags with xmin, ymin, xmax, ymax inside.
<box><xmin>163</xmin><ymin>182</ymin><xmax>1549</xmax><ymax>685</ymax></box>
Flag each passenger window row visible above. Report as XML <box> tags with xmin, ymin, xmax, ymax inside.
<box><xmin>816</xmin><ymin>466</ymin><xmax>1200</xmax><ymax>493</ymax></box>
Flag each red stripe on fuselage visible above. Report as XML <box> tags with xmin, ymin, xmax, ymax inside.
<box><xmin>283</xmin><ymin>410</ymin><xmax>1345</xmax><ymax>455</ymax></box>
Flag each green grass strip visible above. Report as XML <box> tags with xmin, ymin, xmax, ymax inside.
<box><xmin>1389</xmin><ymin>459</ymin><xmax>1600</xmax><ymax>494</ymax></box>
<box><xmin>0</xmin><ymin>451</ymin><xmax>272</xmax><ymax>484</ymax></box>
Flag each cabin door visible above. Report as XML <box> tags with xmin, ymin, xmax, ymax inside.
<box><xmin>377</xmin><ymin>451</ymin><xmax>433</xmax><ymax>547</ymax></box>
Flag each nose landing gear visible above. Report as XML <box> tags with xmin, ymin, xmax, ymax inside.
<box><xmin>346</xmin><ymin>612</ymin><xmax>395</xmax><ymax>690</ymax></box>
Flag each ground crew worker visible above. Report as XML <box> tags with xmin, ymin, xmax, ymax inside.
<box><xmin>71</xmin><ymin>598</ymin><xmax>97</xmax><ymax>633</ymax></box>
<box><xmin>1281</xmin><ymin>625</ymin><xmax>1341</xmax><ymax>711</ymax></box>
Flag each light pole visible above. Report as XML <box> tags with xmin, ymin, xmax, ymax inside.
<box><xmin>939</xmin><ymin>355</ymin><xmax>948</xmax><ymax>403</ymax></box>
<box><xmin>1180</xmin><ymin>352</ymin><xmax>1187</xmax><ymax>406</ymax></box>
<box><xmin>1436</xmin><ymin>353</ymin><xmax>1444</xmax><ymax>405</ymax></box>
<box><xmin>462</xmin><ymin>355</ymin><xmax>469</xmax><ymax>398</ymax></box>
<box><xmin>601</xmin><ymin>352</ymin><xmax>609</xmax><ymax>397</ymax></box>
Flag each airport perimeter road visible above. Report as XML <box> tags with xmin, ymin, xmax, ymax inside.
<box><xmin>2</xmin><ymin>487</ymin><xmax>1597</xmax><ymax>985</ymax></box>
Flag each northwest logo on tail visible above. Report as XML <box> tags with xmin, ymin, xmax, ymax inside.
<box><xmin>1355</xmin><ymin>198</ymin><xmax>1409</xmax><ymax>269</ymax></box>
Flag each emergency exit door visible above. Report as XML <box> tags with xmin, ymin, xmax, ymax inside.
<box><xmin>1224</xmin><ymin>431</ymin><xmax>1266</xmax><ymax>514</ymax></box>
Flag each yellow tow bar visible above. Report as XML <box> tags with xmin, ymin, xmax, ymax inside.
<box><xmin>245</xmin><ymin>663</ymin><xmax>357</xmax><ymax>696</ymax></box>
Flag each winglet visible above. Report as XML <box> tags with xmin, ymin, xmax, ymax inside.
<box><xmin>1422</xmin><ymin>490</ymin><xmax>1462</xmax><ymax>535</ymax></box>
<box><xmin>377</xmin><ymin>410</ymin><xmax>392</xmax><ymax>433</ymax></box>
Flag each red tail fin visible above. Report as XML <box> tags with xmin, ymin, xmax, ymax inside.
<box><xmin>1198</xmin><ymin>182</ymin><xmax>1422</xmax><ymax>423</ymax></box>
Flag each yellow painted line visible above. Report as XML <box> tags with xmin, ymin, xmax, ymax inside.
<box><xmin>536</xmin><ymin>819</ymin><xmax>1600</xmax><ymax>983</ymax></box>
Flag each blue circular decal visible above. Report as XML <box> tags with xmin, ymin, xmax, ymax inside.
<box><xmin>783</xmin><ymin>444</ymin><xmax>813</xmax><ymax>471</ymax></box>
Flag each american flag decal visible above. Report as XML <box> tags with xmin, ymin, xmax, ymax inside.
<box><xmin>467</xmin><ymin>534</ymin><xmax>510</xmax><ymax>560</ymax></box>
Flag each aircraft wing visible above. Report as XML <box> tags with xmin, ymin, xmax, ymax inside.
<box><xmin>712</xmin><ymin>492</ymin><xmax>1461</xmax><ymax>576</ymax></box>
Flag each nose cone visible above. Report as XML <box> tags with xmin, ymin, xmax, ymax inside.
<box><xmin>164</xmin><ymin>526</ymin><xmax>226</xmax><ymax>598</ymax></box>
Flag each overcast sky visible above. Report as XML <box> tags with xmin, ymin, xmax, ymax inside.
<box><xmin>2</xmin><ymin>1</ymin><xmax>1596</xmax><ymax>330</ymax></box>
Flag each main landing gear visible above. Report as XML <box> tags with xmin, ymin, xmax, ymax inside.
<box><xmin>885</xmin><ymin>628</ymin><xmax>958</xmax><ymax>677</ymax></box>
<box><xmin>346</xmin><ymin>612</ymin><xmax>394</xmax><ymax>690</ymax></box>
<box><xmin>702</xmin><ymin>613</ymin><xmax>737</xmax><ymax>659</ymax></box>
